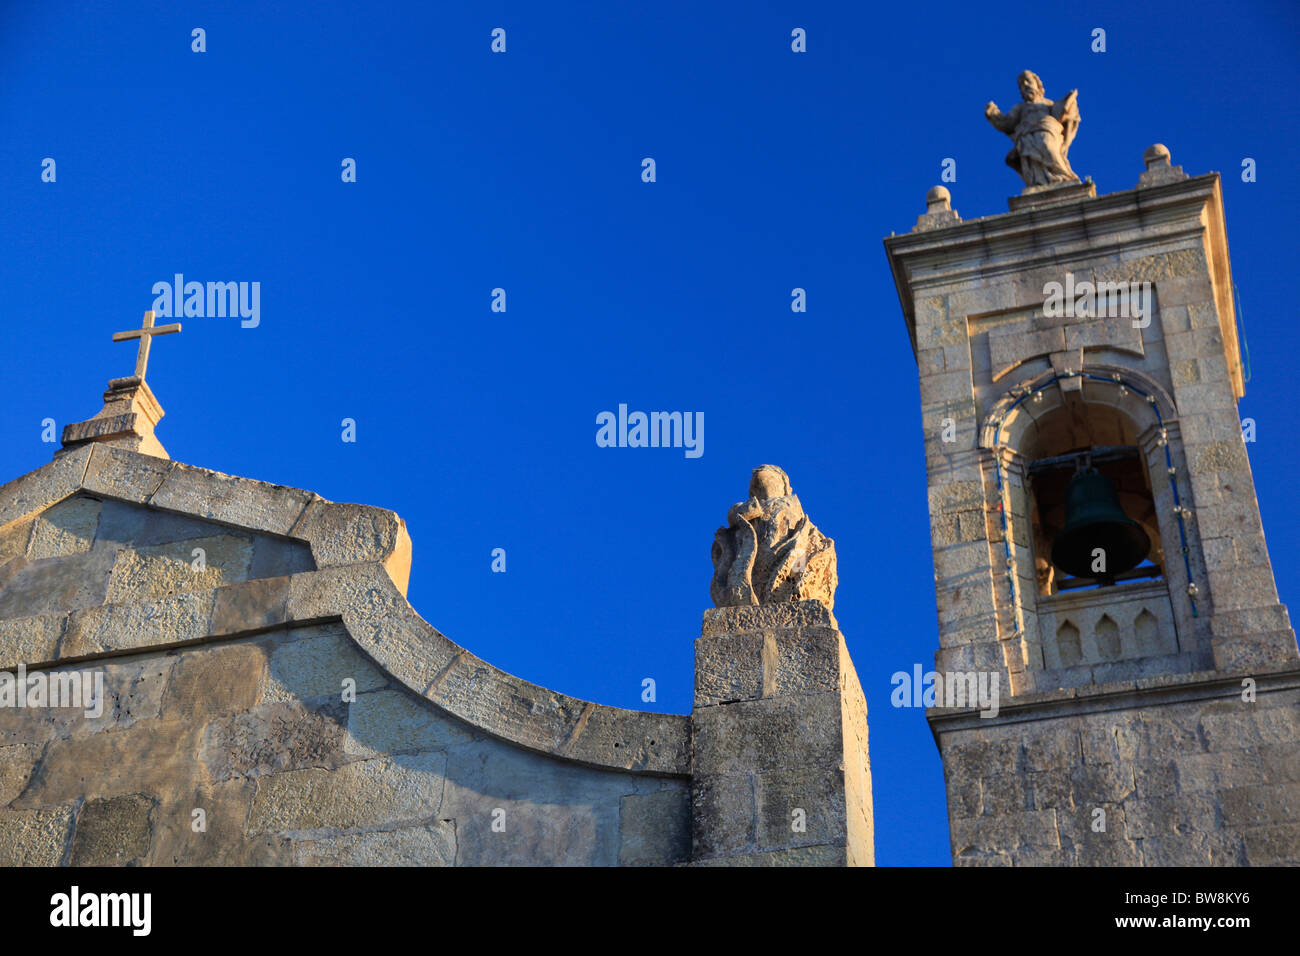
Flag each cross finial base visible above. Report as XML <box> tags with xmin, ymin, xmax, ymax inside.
<box><xmin>57</xmin><ymin>377</ymin><xmax>169</xmax><ymax>461</ymax></box>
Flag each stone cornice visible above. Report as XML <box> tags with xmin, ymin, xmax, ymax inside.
<box><xmin>925</xmin><ymin>661</ymin><xmax>1300</xmax><ymax>736</ymax></box>
<box><xmin>883</xmin><ymin>173</ymin><xmax>1232</xmax><ymax>363</ymax></box>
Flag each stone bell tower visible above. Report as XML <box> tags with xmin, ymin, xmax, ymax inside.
<box><xmin>884</xmin><ymin>74</ymin><xmax>1300</xmax><ymax>866</ymax></box>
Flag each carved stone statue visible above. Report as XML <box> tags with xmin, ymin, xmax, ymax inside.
<box><xmin>710</xmin><ymin>465</ymin><xmax>837</xmax><ymax>611</ymax></box>
<box><xmin>985</xmin><ymin>70</ymin><xmax>1081</xmax><ymax>188</ymax></box>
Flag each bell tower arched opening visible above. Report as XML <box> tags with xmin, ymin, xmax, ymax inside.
<box><xmin>1021</xmin><ymin>401</ymin><xmax>1162</xmax><ymax>595</ymax></box>
<box><xmin>985</xmin><ymin>369</ymin><xmax>1207</xmax><ymax>689</ymax></box>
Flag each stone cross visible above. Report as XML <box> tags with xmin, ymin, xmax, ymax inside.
<box><xmin>112</xmin><ymin>310</ymin><xmax>181</xmax><ymax>382</ymax></box>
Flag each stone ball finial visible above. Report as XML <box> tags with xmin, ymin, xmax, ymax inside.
<box><xmin>925</xmin><ymin>185</ymin><xmax>952</xmax><ymax>211</ymax></box>
<box><xmin>1144</xmin><ymin>143</ymin><xmax>1172</xmax><ymax>169</ymax></box>
<box><xmin>1137</xmin><ymin>143</ymin><xmax>1186</xmax><ymax>187</ymax></box>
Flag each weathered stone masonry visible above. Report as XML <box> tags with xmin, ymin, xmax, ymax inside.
<box><xmin>0</xmin><ymin>422</ymin><xmax>874</xmax><ymax>865</ymax></box>
<box><xmin>886</xmin><ymin>147</ymin><xmax>1300</xmax><ymax>865</ymax></box>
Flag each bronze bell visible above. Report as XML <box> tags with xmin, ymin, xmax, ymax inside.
<box><xmin>1050</xmin><ymin>467</ymin><xmax>1150</xmax><ymax>582</ymax></box>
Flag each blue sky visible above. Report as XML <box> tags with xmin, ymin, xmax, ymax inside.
<box><xmin>2</xmin><ymin>0</ymin><xmax>1296</xmax><ymax>865</ymax></box>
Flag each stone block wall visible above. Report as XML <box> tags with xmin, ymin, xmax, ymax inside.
<box><xmin>0</xmin><ymin>494</ymin><xmax>314</xmax><ymax>623</ymax></box>
<box><xmin>690</xmin><ymin>601</ymin><xmax>874</xmax><ymax>866</ymax></box>
<box><xmin>0</xmin><ymin>621</ymin><xmax>690</xmax><ymax>866</ymax></box>
<box><xmin>934</xmin><ymin>671</ymin><xmax>1300</xmax><ymax>865</ymax></box>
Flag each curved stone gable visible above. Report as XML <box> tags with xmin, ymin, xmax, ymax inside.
<box><xmin>0</xmin><ymin>443</ymin><xmax>689</xmax><ymax>776</ymax></box>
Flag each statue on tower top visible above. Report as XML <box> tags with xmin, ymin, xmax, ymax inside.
<box><xmin>985</xmin><ymin>70</ymin><xmax>1081</xmax><ymax>188</ymax></box>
